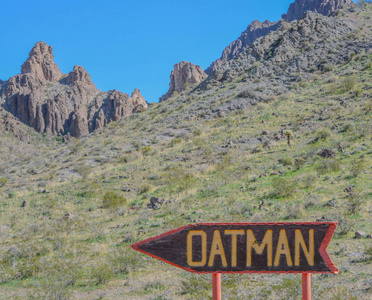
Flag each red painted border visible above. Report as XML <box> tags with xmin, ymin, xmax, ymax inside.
<box><xmin>318</xmin><ymin>223</ymin><xmax>339</xmax><ymax>274</ymax></box>
<box><xmin>131</xmin><ymin>222</ymin><xmax>338</xmax><ymax>274</ymax></box>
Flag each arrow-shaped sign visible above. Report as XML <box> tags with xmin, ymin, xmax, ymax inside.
<box><xmin>131</xmin><ymin>222</ymin><xmax>338</xmax><ymax>274</ymax></box>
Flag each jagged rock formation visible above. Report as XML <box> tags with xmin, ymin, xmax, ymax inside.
<box><xmin>205</xmin><ymin>0</ymin><xmax>354</xmax><ymax>74</ymax></box>
<box><xmin>87</xmin><ymin>88</ymin><xmax>148</xmax><ymax>131</ymax></box>
<box><xmin>21</xmin><ymin>42</ymin><xmax>62</xmax><ymax>81</ymax></box>
<box><xmin>159</xmin><ymin>61</ymin><xmax>207</xmax><ymax>102</ymax></box>
<box><xmin>205</xmin><ymin>20</ymin><xmax>280</xmax><ymax>75</ymax></box>
<box><xmin>0</xmin><ymin>41</ymin><xmax>148</xmax><ymax>138</ymax></box>
<box><xmin>207</xmin><ymin>12</ymin><xmax>357</xmax><ymax>84</ymax></box>
<box><xmin>282</xmin><ymin>0</ymin><xmax>354</xmax><ymax>22</ymax></box>
<box><xmin>130</xmin><ymin>88</ymin><xmax>149</xmax><ymax>112</ymax></box>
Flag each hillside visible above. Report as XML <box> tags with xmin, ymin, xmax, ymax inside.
<box><xmin>0</xmin><ymin>3</ymin><xmax>371</xmax><ymax>300</ymax></box>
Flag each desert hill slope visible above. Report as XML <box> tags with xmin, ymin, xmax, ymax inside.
<box><xmin>0</xmin><ymin>3</ymin><xmax>371</xmax><ymax>300</ymax></box>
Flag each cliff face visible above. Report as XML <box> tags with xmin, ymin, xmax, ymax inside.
<box><xmin>205</xmin><ymin>0</ymin><xmax>354</xmax><ymax>75</ymax></box>
<box><xmin>159</xmin><ymin>61</ymin><xmax>207</xmax><ymax>102</ymax></box>
<box><xmin>1</xmin><ymin>42</ymin><xmax>148</xmax><ymax>138</ymax></box>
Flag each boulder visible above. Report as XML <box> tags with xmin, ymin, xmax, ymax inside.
<box><xmin>355</xmin><ymin>231</ymin><xmax>366</xmax><ymax>239</ymax></box>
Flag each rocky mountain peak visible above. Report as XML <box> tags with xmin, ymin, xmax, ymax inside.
<box><xmin>205</xmin><ymin>0</ymin><xmax>354</xmax><ymax>75</ymax></box>
<box><xmin>282</xmin><ymin>0</ymin><xmax>354</xmax><ymax>22</ymax></box>
<box><xmin>21</xmin><ymin>41</ymin><xmax>62</xmax><ymax>81</ymax></box>
<box><xmin>1</xmin><ymin>42</ymin><xmax>148</xmax><ymax>138</ymax></box>
<box><xmin>66</xmin><ymin>65</ymin><xmax>96</xmax><ymax>87</ymax></box>
<box><xmin>160</xmin><ymin>61</ymin><xmax>207</xmax><ymax>102</ymax></box>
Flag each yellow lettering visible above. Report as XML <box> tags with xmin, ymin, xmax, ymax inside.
<box><xmin>187</xmin><ymin>230</ymin><xmax>207</xmax><ymax>267</ymax></box>
<box><xmin>295</xmin><ymin>229</ymin><xmax>314</xmax><ymax>266</ymax></box>
<box><xmin>246</xmin><ymin>229</ymin><xmax>273</xmax><ymax>266</ymax></box>
<box><xmin>225</xmin><ymin>230</ymin><xmax>245</xmax><ymax>267</ymax></box>
<box><xmin>208</xmin><ymin>230</ymin><xmax>228</xmax><ymax>267</ymax></box>
<box><xmin>274</xmin><ymin>229</ymin><xmax>293</xmax><ymax>266</ymax></box>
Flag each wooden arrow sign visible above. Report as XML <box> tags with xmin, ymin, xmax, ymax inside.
<box><xmin>131</xmin><ymin>222</ymin><xmax>338</xmax><ymax>274</ymax></box>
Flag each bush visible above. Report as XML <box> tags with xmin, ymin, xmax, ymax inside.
<box><xmin>285</xmin><ymin>204</ymin><xmax>303</xmax><ymax>219</ymax></box>
<box><xmin>163</xmin><ymin>165</ymin><xmax>196</xmax><ymax>194</ymax></box>
<box><xmin>350</xmin><ymin>158</ymin><xmax>366</xmax><ymax>177</ymax></box>
<box><xmin>302</xmin><ymin>174</ymin><xmax>317</xmax><ymax>188</ymax></box>
<box><xmin>346</xmin><ymin>191</ymin><xmax>365</xmax><ymax>215</ymax></box>
<box><xmin>91</xmin><ymin>259</ymin><xmax>114</xmax><ymax>285</ymax></box>
<box><xmin>170</xmin><ymin>137</ymin><xmax>183</xmax><ymax>146</ymax></box>
<box><xmin>337</xmin><ymin>216</ymin><xmax>354</xmax><ymax>236</ymax></box>
<box><xmin>282</xmin><ymin>157</ymin><xmax>293</xmax><ymax>166</ymax></box>
<box><xmin>141</xmin><ymin>146</ymin><xmax>153</xmax><ymax>155</ymax></box>
<box><xmin>0</xmin><ymin>177</ymin><xmax>8</xmax><ymax>187</ymax></box>
<box><xmin>193</xmin><ymin>129</ymin><xmax>202</xmax><ymax>136</ymax></box>
<box><xmin>294</xmin><ymin>158</ymin><xmax>306</xmax><ymax>169</ymax></box>
<box><xmin>251</xmin><ymin>145</ymin><xmax>263</xmax><ymax>153</ymax></box>
<box><xmin>102</xmin><ymin>191</ymin><xmax>127</xmax><ymax>210</ymax></box>
<box><xmin>272</xmin><ymin>177</ymin><xmax>297</xmax><ymax>197</ymax></box>
<box><xmin>315</xmin><ymin>158</ymin><xmax>341</xmax><ymax>174</ymax></box>
<box><xmin>341</xmin><ymin>76</ymin><xmax>357</xmax><ymax>92</ymax></box>
<box><xmin>317</xmin><ymin>128</ymin><xmax>331</xmax><ymax>140</ymax></box>
<box><xmin>139</xmin><ymin>184</ymin><xmax>152</xmax><ymax>194</ymax></box>
<box><xmin>238</xmin><ymin>89</ymin><xmax>257</xmax><ymax>98</ymax></box>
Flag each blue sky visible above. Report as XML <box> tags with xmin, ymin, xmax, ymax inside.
<box><xmin>1</xmin><ymin>0</ymin><xmax>299</xmax><ymax>102</ymax></box>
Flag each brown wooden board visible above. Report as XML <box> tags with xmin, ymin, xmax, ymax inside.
<box><xmin>131</xmin><ymin>222</ymin><xmax>338</xmax><ymax>274</ymax></box>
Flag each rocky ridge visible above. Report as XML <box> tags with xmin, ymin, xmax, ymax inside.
<box><xmin>0</xmin><ymin>41</ymin><xmax>148</xmax><ymax>138</ymax></box>
<box><xmin>205</xmin><ymin>0</ymin><xmax>354</xmax><ymax>74</ymax></box>
<box><xmin>159</xmin><ymin>61</ymin><xmax>207</xmax><ymax>102</ymax></box>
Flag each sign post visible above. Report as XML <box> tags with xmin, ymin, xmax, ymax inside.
<box><xmin>212</xmin><ymin>273</ymin><xmax>221</xmax><ymax>300</ymax></box>
<box><xmin>131</xmin><ymin>222</ymin><xmax>338</xmax><ymax>299</ymax></box>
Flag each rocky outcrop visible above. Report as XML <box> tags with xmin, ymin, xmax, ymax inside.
<box><xmin>205</xmin><ymin>20</ymin><xmax>280</xmax><ymax>75</ymax></box>
<box><xmin>21</xmin><ymin>41</ymin><xmax>62</xmax><ymax>81</ymax></box>
<box><xmin>1</xmin><ymin>42</ymin><xmax>147</xmax><ymax>138</ymax></box>
<box><xmin>130</xmin><ymin>88</ymin><xmax>148</xmax><ymax>112</ymax></box>
<box><xmin>88</xmin><ymin>89</ymin><xmax>148</xmax><ymax>131</ymax></box>
<box><xmin>282</xmin><ymin>0</ymin><xmax>354</xmax><ymax>22</ymax></box>
<box><xmin>205</xmin><ymin>0</ymin><xmax>354</xmax><ymax>75</ymax></box>
<box><xmin>205</xmin><ymin>12</ymin><xmax>357</xmax><ymax>85</ymax></box>
<box><xmin>160</xmin><ymin>61</ymin><xmax>207</xmax><ymax>102</ymax></box>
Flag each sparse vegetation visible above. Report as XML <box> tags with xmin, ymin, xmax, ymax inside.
<box><xmin>0</xmin><ymin>4</ymin><xmax>371</xmax><ymax>300</ymax></box>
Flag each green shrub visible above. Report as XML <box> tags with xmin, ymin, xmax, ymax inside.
<box><xmin>352</xmin><ymin>88</ymin><xmax>364</xmax><ymax>98</ymax></box>
<box><xmin>193</xmin><ymin>129</ymin><xmax>202</xmax><ymax>136</ymax></box>
<box><xmin>0</xmin><ymin>177</ymin><xmax>8</xmax><ymax>187</ymax></box>
<box><xmin>170</xmin><ymin>137</ymin><xmax>183</xmax><ymax>146</ymax></box>
<box><xmin>238</xmin><ymin>89</ymin><xmax>256</xmax><ymax>98</ymax></box>
<box><xmin>350</xmin><ymin>158</ymin><xmax>366</xmax><ymax>177</ymax></box>
<box><xmin>302</xmin><ymin>174</ymin><xmax>317</xmax><ymax>188</ymax></box>
<box><xmin>282</xmin><ymin>157</ymin><xmax>293</xmax><ymax>166</ymax></box>
<box><xmin>141</xmin><ymin>146</ymin><xmax>153</xmax><ymax>155</ymax></box>
<box><xmin>91</xmin><ymin>259</ymin><xmax>114</xmax><ymax>285</ymax></box>
<box><xmin>294</xmin><ymin>158</ymin><xmax>306</xmax><ymax>169</ymax></box>
<box><xmin>164</xmin><ymin>165</ymin><xmax>196</xmax><ymax>194</ymax></box>
<box><xmin>272</xmin><ymin>177</ymin><xmax>297</xmax><ymax>197</ymax></box>
<box><xmin>75</xmin><ymin>165</ymin><xmax>91</xmax><ymax>179</ymax></box>
<box><xmin>315</xmin><ymin>158</ymin><xmax>341</xmax><ymax>174</ymax></box>
<box><xmin>285</xmin><ymin>204</ymin><xmax>303</xmax><ymax>219</ymax></box>
<box><xmin>251</xmin><ymin>145</ymin><xmax>263</xmax><ymax>153</ymax></box>
<box><xmin>341</xmin><ymin>75</ymin><xmax>357</xmax><ymax>92</ymax></box>
<box><xmin>139</xmin><ymin>184</ymin><xmax>152</xmax><ymax>194</ymax></box>
<box><xmin>317</xmin><ymin>128</ymin><xmax>331</xmax><ymax>140</ymax></box>
<box><xmin>337</xmin><ymin>216</ymin><xmax>354</xmax><ymax>236</ymax></box>
<box><xmin>102</xmin><ymin>191</ymin><xmax>127</xmax><ymax>210</ymax></box>
<box><xmin>346</xmin><ymin>191</ymin><xmax>365</xmax><ymax>215</ymax></box>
